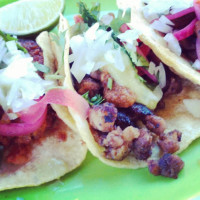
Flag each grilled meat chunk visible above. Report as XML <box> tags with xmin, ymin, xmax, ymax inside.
<box><xmin>145</xmin><ymin>115</ymin><xmax>166</xmax><ymax>135</ymax></box>
<box><xmin>132</xmin><ymin>128</ymin><xmax>153</xmax><ymax>160</ymax></box>
<box><xmin>148</xmin><ymin>154</ymin><xmax>184</xmax><ymax>179</ymax></box>
<box><xmin>88</xmin><ymin>102</ymin><xmax>118</xmax><ymax>132</ymax></box>
<box><xmin>78</xmin><ymin>77</ymin><xmax>101</xmax><ymax>97</ymax></box>
<box><xmin>158</xmin><ymin>130</ymin><xmax>182</xmax><ymax>154</ymax></box>
<box><xmin>101</xmin><ymin>71</ymin><xmax>136</xmax><ymax>108</ymax></box>
<box><xmin>103</xmin><ymin>126</ymin><xmax>140</xmax><ymax>161</ymax></box>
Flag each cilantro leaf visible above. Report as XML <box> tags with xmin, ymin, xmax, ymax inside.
<box><xmin>33</xmin><ymin>62</ymin><xmax>50</xmax><ymax>73</ymax></box>
<box><xmin>110</xmin><ymin>8</ymin><xmax>131</xmax><ymax>34</ymax></box>
<box><xmin>82</xmin><ymin>91</ymin><xmax>104</xmax><ymax>106</ymax></box>
<box><xmin>77</xmin><ymin>1</ymin><xmax>100</xmax><ymax>27</ymax></box>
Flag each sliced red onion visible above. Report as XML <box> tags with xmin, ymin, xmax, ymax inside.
<box><xmin>38</xmin><ymin>88</ymin><xmax>89</xmax><ymax>119</ymax></box>
<box><xmin>194</xmin><ymin>0</ymin><xmax>200</xmax><ymax>20</ymax></box>
<box><xmin>136</xmin><ymin>66</ymin><xmax>158</xmax><ymax>83</ymax></box>
<box><xmin>167</xmin><ymin>7</ymin><xmax>195</xmax><ymax>20</ymax></box>
<box><xmin>0</xmin><ymin>107</ymin><xmax>47</xmax><ymax>137</ymax></box>
<box><xmin>137</xmin><ymin>44</ymin><xmax>150</xmax><ymax>58</ymax></box>
<box><xmin>173</xmin><ymin>18</ymin><xmax>197</xmax><ymax>41</ymax></box>
<box><xmin>0</xmin><ymin>89</ymin><xmax>89</xmax><ymax>136</ymax></box>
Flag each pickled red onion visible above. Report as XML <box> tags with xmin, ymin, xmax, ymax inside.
<box><xmin>0</xmin><ymin>89</ymin><xmax>89</xmax><ymax>136</ymax></box>
<box><xmin>166</xmin><ymin>7</ymin><xmax>195</xmax><ymax>21</ymax></box>
<box><xmin>173</xmin><ymin>18</ymin><xmax>197</xmax><ymax>41</ymax></box>
<box><xmin>0</xmin><ymin>107</ymin><xmax>47</xmax><ymax>137</ymax></box>
<box><xmin>136</xmin><ymin>66</ymin><xmax>158</xmax><ymax>83</ymax></box>
<box><xmin>136</xmin><ymin>45</ymin><xmax>150</xmax><ymax>59</ymax></box>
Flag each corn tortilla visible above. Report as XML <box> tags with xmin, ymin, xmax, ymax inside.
<box><xmin>63</xmin><ymin>15</ymin><xmax>200</xmax><ymax>169</ymax></box>
<box><xmin>0</xmin><ymin>16</ymin><xmax>87</xmax><ymax>191</ymax></box>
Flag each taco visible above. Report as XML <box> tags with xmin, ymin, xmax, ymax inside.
<box><xmin>0</xmin><ymin>16</ymin><xmax>88</xmax><ymax>190</ymax></box>
<box><xmin>65</xmin><ymin>2</ymin><xmax>200</xmax><ymax>179</ymax></box>
<box><xmin>117</xmin><ymin>0</ymin><xmax>200</xmax><ymax>86</ymax></box>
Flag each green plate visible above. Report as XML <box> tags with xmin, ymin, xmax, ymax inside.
<box><xmin>1</xmin><ymin>0</ymin><xmax>200</xmax><ymax>200</ymax></box>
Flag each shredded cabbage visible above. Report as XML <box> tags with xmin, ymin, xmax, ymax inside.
<box><xmin>70</xmin><ymin>22</ymin><xmax>133</xmax><ymax>82</ymax></box>
<box><xmin>0</xmin><ymin>37</ymin><xmax>54</xmax><ymax>114</ymax></box>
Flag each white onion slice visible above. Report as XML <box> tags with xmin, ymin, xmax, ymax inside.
<box><xmin>151</xmin><ymin>17</ymin><xmax>173</xmax><ymax>33</ymax></box>
<box><xmin>6</xmin><ymin>40</ymin><xmax>18</xmax><ymax>54</ymax></box>
<box><xmin>164</xmin><ymin>33</ymin><xmax>181</xmax><ymax>56</ymax></box>
<box><xmin>117</xmin><ymin>29</ymin><xmax>140</xmax><ymax>51</ymax></box>
<box><xmin>159</xmin><ymin>15</ymin><xmax>174</xmax><ymax>26</ymax></box>
<box><xmin>157</xmin><ymin>63</ymin><xmax>166</xmax><ymax>89</ymax></box>
<box><xmin>192</xmin><ymin>59</ymin><xmax>200</xmax><ymax>70</ymax></box>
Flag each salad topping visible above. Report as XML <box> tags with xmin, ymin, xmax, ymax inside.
<box><xmin>142</xmin><ymin>0</ymin><xmax>200</xmax><ymax>70</ymax></box>
<box><xmin>70</xmin><ymin>2</ymin><xmax>184</xmax><ymax>178</ymax></box>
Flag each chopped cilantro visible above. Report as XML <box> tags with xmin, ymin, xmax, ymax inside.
<box><xmin>82</xmin><ymin>91</ymin><xmax>104</xmax><ymax>106</ymax></box>
<box><xmin>110</xmin><ymin>8</ymin><xmax>131</xmax><ymax>34</ymax></box>
<box><xmin>77</xmin><ymin>1</ymin><xmax>100</xmax><ymax>27</ymax></box>
<box><xmin>33</xmin><ymin>62</ymin><xmax>50</xmax><ymax>73</ymax></box>
<box><xmin>107</xmin><ymin>78</ymin><xmax>113</xmax><ymax>90</ymax></box>
<box><xmin>0</xmin><ymin>30</ymin><xmax>28</xmax><ymax>53</ymax></box>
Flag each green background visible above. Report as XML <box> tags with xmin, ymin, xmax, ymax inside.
<box><xmin>0</xmin><ymin>0</ymin><xmax>200</xmax><ymax>200</ymax></box>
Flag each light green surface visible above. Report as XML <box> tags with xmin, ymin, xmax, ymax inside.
<box><xmin>1</xmin><ymin>0</ymin><xmax>200</xmax><ymax>200</ymax></box>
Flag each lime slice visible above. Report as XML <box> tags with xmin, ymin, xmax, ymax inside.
<box><xmin>0</xmin><ymin>0</ymin><xmax>65</xmax><ymax>35</ymax></box>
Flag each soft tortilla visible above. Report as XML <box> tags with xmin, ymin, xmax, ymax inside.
<box><xmin>117</xmin><ymin>0</ymin><xmax>200</xmax><ymax>86</ymax></box>
<box><xmin>0</xmin><ymin>118</ymin><xmax>87</xmax><ymax>191</ymax></box>
<box><xmin>0</xmin><ymin>17</ymin><xmax>87</xmax><ymax>190</ymax></box>
<box><xmin>63</xmin><ymin>15</ymin><xmax>200</xmax><ymax>169</ymax></box>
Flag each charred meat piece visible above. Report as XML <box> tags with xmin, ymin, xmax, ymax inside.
<box><xmin>115</xmin><ymin>111</ymin><xmax>136</xmax><ymax>130</ymax></box>
<box><xmin>101</xmin><ymin>71</ymin><xmax>136</xmax><ymax>108</ymax></box>
<box><xmin>158</xmin><ymin>130</ymin><xmax>182</xmax><ymax>154</ymax></box>
<box><xmin>19</xmin><ymin>39</ymin><xmax>44</xmax><ymax>64</ymax></box>
<box><xmin>129</xmin><ymin>103</ymin><xmax>153</xmax><ymax>119</ymax></box>
<box><xmin>77</xmin><ymin>77</ymin><xmax>102</xmax><ymax>97</ymax></box>
<box><xmin>132</xmin><ymin>128</ymin><xmax>153</xmax><ymax>160</ymax></box>
<box><xmin>148</xmin><ymin>154</ymin><xmax>184</xmax><ymax>179</ymax></box>
<box><xmin>145</xmin><ymin>115</ymin><xmax>166</xmax><ymax>135</ymax></box>
<box><xmin>91</xmin><ymin>128</ymin><xmax>108</xmax><ymax>146</ymax></box>
<box><xmin>88</xmin><ymin>102</ymin><xmax>118</xmax><ymax>132</ymax></box>
<box><xmin>103</xmin><ymin>126</ymin><xmax>140</xmax><ymax>161</ymax></box>
<box><xmin>90</xmin><ymin>70</ymin><xmax>101</xmax><ymax>80</ymax></box>
<box><xmin>164</xmin><ymin>76</ymin><xmax>182</xmax><ymax>96</ymax></box>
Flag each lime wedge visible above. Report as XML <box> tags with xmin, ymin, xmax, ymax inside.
<box><xmin>0</xmin><ymin>0</ymin><xmax>65</xmax><ymax>35</ymax></box>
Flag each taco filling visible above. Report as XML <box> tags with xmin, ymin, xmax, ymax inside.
<box><xmin>137</xmin><ymin>0</ymin><xmax>200</xmax><ymax>70</ymax></box>
<box><xmin>67</xmin><ymin>3</ymin><xmax>191</xmax><ymax>179</ymax></box>
<box><xmin>0</xmin><ymin>21</ymin><xmax>88</xmax><ymax>190</ymax></box>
